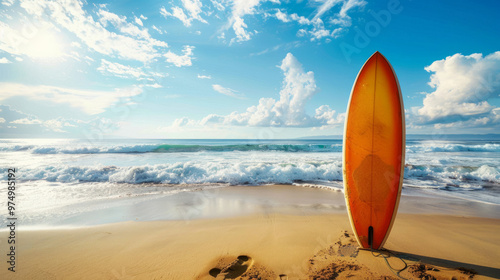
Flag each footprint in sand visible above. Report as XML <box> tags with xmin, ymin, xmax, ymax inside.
<box><xmin>337</xmin><ymin>231</ymin><xmax>359</xmax><ymax>258</ymax></box>
<box><xmin>209</xmin><ymin>255</ymin><xmax>254</xmax><ymax>279</ymax></box>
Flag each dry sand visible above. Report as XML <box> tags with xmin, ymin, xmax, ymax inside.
<box><xmin>1</xmin><ymin>213</ymin><xmax>499</xmax><ymax>279</ymax></box>
<box><xmin>1</xmin><ymin>185</ymin><xmax>500</xmax><ymax>279</ymax></box>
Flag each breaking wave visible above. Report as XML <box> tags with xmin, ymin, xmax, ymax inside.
<box><xmin>3</xmin><ymin>162</ymin><xmax>498</xmax><ymax>188</ymax></box>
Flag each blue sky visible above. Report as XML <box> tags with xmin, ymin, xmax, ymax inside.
<box><xmin>0</xmin><ymin>0</ymin><xmax>499</xmax><ymax>139</ymax></box>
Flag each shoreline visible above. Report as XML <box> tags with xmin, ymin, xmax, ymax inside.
<box><xmin>6</xmin><ymin>183</ymin><xmax>500</xmax><ymax>231</ymax></box>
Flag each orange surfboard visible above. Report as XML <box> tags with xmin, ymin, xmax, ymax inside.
<box><xmin>343</xmin><ymin>51</ymin><xmax>405</xmax><ymax>250</ymax></box>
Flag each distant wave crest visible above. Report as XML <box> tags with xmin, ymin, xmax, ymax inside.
<box><xmin>1</xmin><ymin>142</ymin><xmax>499</xmax><ymax>154</ymax></box>
<box><xmin>406</xmin><ymin>143</ymin><xmax>500</xmax><ymax>153</ymax></box>
<box><xmin>0</xmin><ymin>144</ymin><xmax>343</xmax><ymax>154</ymax></box>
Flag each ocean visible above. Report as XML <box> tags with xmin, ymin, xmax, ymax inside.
<box><xmin>1</xmin><ymin>136</ymin><xmax>499</xmax><ymax>227</ymax></box>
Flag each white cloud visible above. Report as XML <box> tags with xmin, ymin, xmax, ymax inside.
<box><xmin>162</xmin><ymin>6</ymin><xmax>190</xmax><ymax>26</ymax></box>
<box><xmin>98</xmin><ymin>9</ymin><xmax>127</xmax><ymax>26</ymax></box>
<box><xmin>10</xmin><ymin>117</ymin><xmax>70</xmax><ymax>132</ymax></box>
<box><xmin>197</xmin><ymin>74</ymin><xmax>212</xmax><ymax>79</ymax></box>
<box><xmin>143</xmin><ymin>83</ymin><xmax>163</xmax><ymax>88</ymax></box>
<box><xmin>416</xmin><ymin>52</ymin><xmax>500</xmax><ymax>127</ymax></box>
<box><xmin>271</xmin><ymin>0</ymin><xmax>365</xmax><ymax>42</ymax></box>
<box><xmin>181</xmin><ymin>0</ymin><xmax>207</xmax><ymax>23</ymax></box>
<box><xmin>43</xmin><ymin>119</ymin><xmax>67</xmax><ymax>132</ymax></box>
<box><xmin>315</xmin><ymin>105</ymin><xmax>335</xmax><ymax>124</ymax></box>
<box><xmin>314</xmin><ymin>0</ymin><xmax>343</xmax><ymax>20</ymax></box>
<box><xmin>314</xmin><ymin>0</ymin><xmax>365</xmax><ymax>20</ymax></box>
<box><xmin>431</xmin><ymin>115</ymin><xmax>497</xmax><ymax>130</ymax></box>
<box><xmin>309</xmin><ymin>26</ymin><xmax>331</xmax><ymax>40</ymax></box>
<box><xmin>275</xmin><ymin>9</ymin><xmax>290</xmax><ymax>22</ymax></box>
<box><xmin>261</xmin><ymin>52</ymin><xmax>320</xmax><ymax>126</ymax></box>
<box><xmin>297</xmin><ymin>29</ymin><xmax>307</xmax><ymax>37</ymax></box>
<box><xmin>231</xmin><ymin>15</ymin><xmax>250</xmax><ymax>43</ymax></box>
<box><xmin>227</xmin><ymin>0</ymin><xmax>263</xmax><ymax>44</ymax></box>
<box><xmin>174</xmin><ymin>53</ymin><xmax>343</xmax><ymax>128</ymax></box>
<box><xmin>134</xmin><ymin>16</ymin><xmax>143</xmax><ymax>26</ymax></box>
<box><xmin>1</xmin><ymin>0</ymin><xmax>14</xmax><ymax>6</ymax></box>
<box><xmin>211</xmin><ymin>0</ymin><xmax>225</xmax><ymax>11</ymax></box>
<box><xmin>99</xmin><ymin>61</ymin><xmax>167</xmax><ymax>83</ymax></box>
<box><xmin>173</xmin><ymin>116</ymin><xmax>197</xmax><ymax>127</ymax></box>
<box><xmin>314</xmin><ymin>0</ymin><xmax>343</xmax><ymax>18</ymax></box>
<box><xmin>160</xmin><ymin>7</ymin><xmax>169</xmax><ymax>17</ymax></box>
<box><xmin>0</xmin><ymin>117</ymin><xmax>5</xmax><ymax>123</ymax></box>
<box><xmin>274</xmin><ymin>10</ymin><xmax>340</xmax><ymax>41</ymax></box>
<box><xmin>212</xmin><ymin>84</ymin><xmax>244</xmax><ymax>98</ymax></box>
<box><xmin>250</xmin><ymin>43</ymin><xmax>293</xmax><ymax>56</ymax></box>
<box><xmin>118</xmin><ymin>23</ymin><xmax>151</xmax><ymax>39</ymax></box>
<box><xmin>97</xmin><ymin>59</ymin><xmax>147</xmax><ymax>79</ymax></box>
<box><xmin>200</xmin><ymin>114</ymin><xmax>225</xmax><ymax>126</ymax></box>
<box><xmin>150</xmin><ymin>72</ymin><xmax>169</xmax><ymax>78</ymax></box>
<box><xmin>212</xmin><ymin>0</ymin><xmax>282</xmax><ymax>44</ymax></box>
<box><xmin>290</xmin><ymin>13</ymin><xmax>315</xmax><ymax>25</ymax></box>
<box><xmin>96</xmin><ymin>9</ymin><xmax>168</xmax><ymax>46</ymax></box>
<box><xmin>0</xmin><ymin>57</ymin><xmax>12</xmax><ymax>63</ymax></box>
<box><xmin>0</xmin><ymin>83</ymin><xmax>143</xmax><ymax>115</ymax></box>
<box><xmin>314</xmin><ymin>105</ymin><xmax>345</xmax><ymax>129</ymax></box>
<box><xmin>11</xmin><ymin>118</ymin><xmax>43</xmax><ymax>125</ymax></box>
<box><xmin>0</xmin><ymin>105</ymin><xmax>102</xmax><ymax>135</ymax></box>
<box><xmin>16</xmin><ymin>0</ymin><xmax>168</xmax><ymax>62</ymax></box>
<box><xmin>329</xmin><ymin>0</ymin><xmax>366</xmax><ymax>27</ymax></box>
<box><xmin>152</xmin><ymin>26</ymin><xmax>162</xmax><ymax>36</ymax></box>
<box><xmin>338</xmin><ymin>0</ymin><xmax>366</xmax><ymax>19</ymax></box>
<box><xmin>164</xmin><ymin>45</ymin><xmax>195</xmax><ymax>67</ymax></box>
<box><xmin>140</xmin><ymin>14</ymin><xmax>147</xmax><ymax>20</ymax></box>
<box><xmin>161</xmin><ymin>0</ymin><xmax>207</xmax><ymax>27</ymax></box>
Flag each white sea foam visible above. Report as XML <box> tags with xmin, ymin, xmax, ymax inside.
<box><xmin>470</xmin><ymin>165</ymin><xmax>500</xmax><ymax>181</ymax></box>
<box><xmin>9</xmin><ymin>161</ymin><xmax>344</xmax><ymax>185</ymax></box>
<box><xmin>2</xmin><ymin>160</ymin><xmax>497</xmax><ymax>192</ymax></box>
<box><xmin>292</xmin><ymin>182</ymin><xmax>344</xmax><ymax>192</ymax></box>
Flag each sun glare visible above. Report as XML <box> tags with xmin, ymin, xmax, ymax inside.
<box><xmin>24</xmin><ymin>30</ymin><xmax>65</xmax><ymax>59</ymax></box>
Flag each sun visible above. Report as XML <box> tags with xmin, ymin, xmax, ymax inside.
<box><xmin>24</xmin><ymin>29</ymin><xmax>66</xmax><ymax>59</ymax></box>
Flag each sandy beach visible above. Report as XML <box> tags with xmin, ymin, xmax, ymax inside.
<box><xmin>1</xmin><ymin>185</ymin><xmax>500</xmax><ymax>279</ymax></box>
<box><xmin>1</xmin><ymin>0</ymin><xmax>499</xmax><ymax>277</ymax></box>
